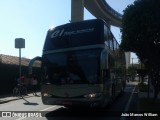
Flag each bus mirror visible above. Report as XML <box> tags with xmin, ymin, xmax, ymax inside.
<box><xmin>100</xmin><ymin>50</ymin><xmax>108</xmax><ymax>70</ymax></box>
<box><xmin>28</xmin><ymin>56</ymin><xmax>42</xmax><ymax>75</ymax></box>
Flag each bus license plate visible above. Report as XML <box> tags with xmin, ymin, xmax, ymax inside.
<box><xmin>63</xmin><ymin>101</ymin><xmax>72</xmax><ymax>105</ymax></box>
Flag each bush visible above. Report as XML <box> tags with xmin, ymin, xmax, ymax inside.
<box><xmin>138</xmin><ymin>83</ymin><xmax>149</xmax><ymax>92</ymax></box>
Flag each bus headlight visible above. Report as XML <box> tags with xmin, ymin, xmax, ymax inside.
<box><xmin>84</xmin><ymin>93</ymin><xmax>101</xmax><ymax>98</ymax></box>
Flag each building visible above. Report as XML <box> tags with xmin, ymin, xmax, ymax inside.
<box><xmin>0</xmin><ymin>54</ymin><xmax>40</xmax><ymax>67</ymax></box>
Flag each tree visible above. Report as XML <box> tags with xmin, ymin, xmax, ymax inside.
<box><xmin>120</xmin><ymin>0</ymin><xmax>160</xmax><ymax>99</ymax></box>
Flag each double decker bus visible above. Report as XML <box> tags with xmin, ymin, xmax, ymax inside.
<box><xmin>29</xmin><ymin>19</ymin><xmax>126</xmax><ymax>108</ymax></box>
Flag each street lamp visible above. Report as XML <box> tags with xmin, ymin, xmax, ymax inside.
<box><xmin>15</xmin><ymin>38</ymin><xmax>25</xmax><ymax>79</ymax></box>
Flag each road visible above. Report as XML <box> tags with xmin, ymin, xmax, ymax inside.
<box><xmin>0</xmin><ymin>82</ymin><xmax>139</xmax><ymax>120</ymax></box>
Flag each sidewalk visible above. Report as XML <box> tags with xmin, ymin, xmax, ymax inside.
<box><xmin>0</xmin><ymin>92</ymin><xmax>41</xmax><ymax>104</ymax></box>
<box><xmin>125</xmin><ymin>80</ymin><xmax>160</xmax><ymax>99</ymax></box>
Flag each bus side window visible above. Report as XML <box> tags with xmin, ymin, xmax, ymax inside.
<box><xmin>103</xmin><ymin>69</ymin><xmax>110</xmax><ymax>82</ymax></box>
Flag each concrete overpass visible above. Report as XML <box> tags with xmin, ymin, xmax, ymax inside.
<box><xmin>84</xmin><ymin>0</ymin><xmax>122</xmax><ymax>27</ymax></box>
<box><xmin>71</xmin><ymin>0</ymin><xmax>130</xmax><ymax>69</ymax></box>
<box><xmin>71</xmin><ymin>0</ymin><xmax>122</xmax><ymax>27</ymax></box>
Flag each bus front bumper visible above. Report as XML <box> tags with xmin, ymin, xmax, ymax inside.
<box><xmin>42</xmin><ymin>96</ymin><xmax>103</xmax><ymax>108</ymax></box>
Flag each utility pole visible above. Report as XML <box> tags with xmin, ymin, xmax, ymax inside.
<box><xmin>131</xmin><ymin>57</ymin><xmax>138</xmax><ymax>81</ymax></box>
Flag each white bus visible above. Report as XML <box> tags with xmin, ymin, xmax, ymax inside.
<box><xmin>29</xmin><ymin>19</ymin><xmax>126</xmax><ymax>108</ymax></box>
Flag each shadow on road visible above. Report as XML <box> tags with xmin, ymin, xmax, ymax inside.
<box><xmin>22</xmin><ymin>97</ymin><xmax>39</xmax><ymax>106</ymax></box>
<box><xmin>45</xmin><ymin>107</ymin><xmax>122</xmax><ymax>120</ymax></box>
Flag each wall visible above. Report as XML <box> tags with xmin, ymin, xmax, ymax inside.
<box><xmin>0</xmin><ymin>63</ymin><xmax>40</xmax><ymax>94</ymax></box>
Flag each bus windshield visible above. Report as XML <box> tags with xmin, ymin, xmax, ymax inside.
<box><xmin>43</xmin><ymin>49</ymin><xmax>101</xmax><ymax>84</ymax></box>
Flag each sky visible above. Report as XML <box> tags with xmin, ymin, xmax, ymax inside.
<box><xmin>0</xmin><ymin>0</ymin><xmax>135</xmax><ymax>60</ymax></box>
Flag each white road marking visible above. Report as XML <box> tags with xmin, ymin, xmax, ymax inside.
<box><xmin>40</xmin><ymin>106</ymin><xmax>58</xmax><ymax>111</ymax></box>
<box><xmin>121</xmin><ymin>86</ymin><xmax>136</xmax><ymax>120</ymax></box>
<box><xmin>16</xmin><ymin>117</ymin><xmax>26</xmax><ymax>120</ymax></box>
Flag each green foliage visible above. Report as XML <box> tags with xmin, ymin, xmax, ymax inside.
<box><xmin>138</xmin><ymin>83</ymin><xmax>148</xmax><ymax>92</ymax></box>
<box><xmin>127</xmin><ymin>66</ymin><xmax>137</xmax><ymax>76</ymax></box>
<box><xmin>0</xmin><ymin>63</ymin><xmax>18</xmax><ymax>94</ymax></box>
<box><xmin>120</xmin><ymin>0</ymin><xmax>160</xmax><ymax>69</ymax></box>
<box><xmin>121</xmin><ymin>0</ymin><xmax>160</xmax><ymax>99</ymax></box>
<box><xmin>139</xmin><ymin>98</ymin><xmax>160</xmax><ymax>117</ymax></box>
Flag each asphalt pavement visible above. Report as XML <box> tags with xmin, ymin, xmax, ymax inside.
<box><xmin>0</xmin><ymin>81</ymin><xmax>159</xmax><ymax>104</ymax></box>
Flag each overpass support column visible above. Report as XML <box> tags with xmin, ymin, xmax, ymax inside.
<box><xmin>71</xmin><ymin>0</ymin><xmax>84</xmax><ymax>22</ymax></box>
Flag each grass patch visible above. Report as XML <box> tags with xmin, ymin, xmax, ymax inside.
<box><xmin>138</xmin><ymin>82</ymin><xmax>159</xmax><ymax>119</ymax></box>
<box><xmin>138</xmin><ymin>83</ymin><xmax>149</xmax><ymax>92</ymax></box>
<box><xmin>139</xmin><ymin>98</ymin><xmax>160</xmax><ymax>111</ymax></box>
<box><xmin>139</xmin><ymin>98</ymin><xmax>160</xmax><ymax>120</ymax></box>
